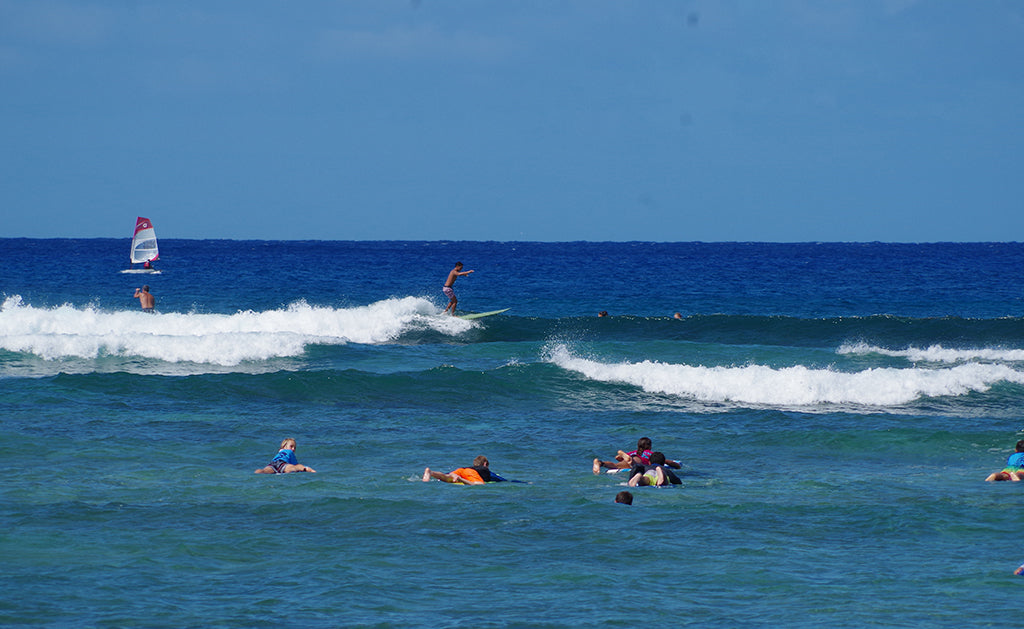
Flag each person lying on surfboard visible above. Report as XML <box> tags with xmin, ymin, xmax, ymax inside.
<box><xmin>627</xmin><ymin>452</ymin><xmax>682</xmax><ymax>487</ymax></box>
<box><xmin>422</xmin><ymin>455</ymin><xmax>493</xmax><ymax>485</ymax></box>
<box><xmin>443</xmin><ymin>261</ymin><xmax>475</xmax><ymax>315</ymax></box>
<box><xmin>592</xmin><ymin>437</ymin><xmax>681</xmax><ymax>474</ymax></box>
<box><xmin>985</xmin><ymin>439</ymin><xmax>1024</xmax><ymax>481</ymax></box>
<box><xmin>254</xmin><ymin>438</ymin><xmax>317</xmax><ymax>474</ymax></box>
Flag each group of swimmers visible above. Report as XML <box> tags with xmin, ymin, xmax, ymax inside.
<box><xmin>255</xmin><ymin>438</ymin><xmax>1024</xmax><ymax>576</ymax></box>
<box><xmin>258</xmin><ymin>434</ymin><xmax>1024</xmax><ymax>483</ymax></box>
<box><xmin>254</xmin><ymin>436</ymin><xmax>686</xmax><ymax>505</ymax></box>
<box><xmin>592</xmin><ymin>436</ymin><xmax>684</xmax><ymax>487</ymax></box>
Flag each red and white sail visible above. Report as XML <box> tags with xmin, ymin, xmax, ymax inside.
<box><xmin>130</xmin><ymin>217</ymin><xmax>159</xmax><ymax>264</ymax></box>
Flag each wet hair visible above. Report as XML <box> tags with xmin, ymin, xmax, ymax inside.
<box><xmin>473</xmin><ymin>455</ymin><xmax>489</xmax><ymax>467</ymax></box>
<box><xmin>455</xmin><ymin>261</ymin><xmax>463</xmax><ymax>267</ymax></box>
<box><xmin>280</xmin><ymin>438</ymin><xmax>297</xmax><ymax>450</ymax></box>
<box><xmin>637</xmin><ymin>437</ymin><xmax>652</xmax><ymax>451</ymax></box>
<box><xmin>649</xmin><ymin>451</ymin><xmax>666</xmax><ymax>465</ymax></box>
<box><xmin>142</xmin><ymin>285</ymin><xmax>150</xmax><ymax>291</ymax></box>
<box><xmin>1016</xmin><ymin>440</ymin><xmax>1024</xmax><ymax>452</ymax></box>
<box><xmin>615</xmin><ymin>491</ymin><xmax>633</xmax><ymax>505</ymax></box>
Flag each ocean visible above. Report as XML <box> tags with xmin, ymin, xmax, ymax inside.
<box><xmin>2</xmin><ymin>239</ymin><xmax>1023</xmax><ymax>627</ymax></box>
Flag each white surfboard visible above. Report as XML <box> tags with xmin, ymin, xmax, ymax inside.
<box><xmin>457</xmin><ymin>308</ymin><xmax>510</xmax><ymax>320</ymax></box>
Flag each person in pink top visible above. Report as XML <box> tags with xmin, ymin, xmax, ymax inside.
<box><xmin>592</xmin><ymin>437</ymin><xmax>681</xmax><ymax>474</ymax></box>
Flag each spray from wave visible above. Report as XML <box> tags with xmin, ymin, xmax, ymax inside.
<box><xmin>544</xmin><ymin>343</ymin><xmax>1024</xmax><ymax>407</ymax></box>
<box><xmin>838</xmin><ymin>342</ymin><xmax>1024</xmax><ymax>364</ymax></box>
<box><xmin>0</xmin><ymin>295</ymin><xmax>471</xmax><ymax>366</ymax></box>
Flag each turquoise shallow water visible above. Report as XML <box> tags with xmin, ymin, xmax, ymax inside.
<box><xmin>3</xmin><ymin>240</ymin><xmax>1024</xmax><ymax>627</ymax></box>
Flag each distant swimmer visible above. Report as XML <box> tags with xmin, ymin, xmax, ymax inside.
<box><xmin>615</xmin><ymin>490</ymin><xmax>633</xmax><ymax>505</ymax></box>
<box><xmin>985</xmin><ymin>439</ymin><xmax>1024</xmax><ymax>481</ymax></box>
<box><xmin>443</xmin><ymin>261</ymin><xmax>475</xmax><ymax>315</ymax></box>
<box><xmin>255</xmin><ymin>438</ymin><xmax>316</xmax><ymax>474</ymax></box>
<box><xmin>674</xmin><ymin>312</ymin><xmax>682</xmax><ymax>320</ymax></box>
<box><xmin>423</xmin><ymin>454</ymin><xmax>492</xmax><ymax>485</ymax></box>
<box><xmin>598</xmin><ymin>311</ymin><xmax>608</xmax><ymax>317</ymax></box>
<box><xmin>134</xmin><ymin>285</ymin><xmax>155</xmax><ymax>312</ymax></box>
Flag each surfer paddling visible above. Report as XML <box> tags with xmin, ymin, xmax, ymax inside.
<box><xmin>985</xmin><ymin>439</ymin><xmax>1024</xmax><ymax>481</ymax></box>
<box><xmin>423</xmin><ymin>455</ymin><xmax>492</xmax><ymax>485</ymax></box>
<box><xmin>593</xmin><ymin>437</ymin><xmax>681</xmax><ymax>474</ymax></box>
<box><xmin>255</xmin><ymin>438</ymin><xmax>316</xmax><ymax>474</ymax></box>
<box><xmin>133</xmin><ymin>285</ymin><xmax>155</xmax><ymax>312</ymax></box>
<box><xmin>443</xmin><ymin>262</ymin><xmax>474</xmax><ymax>315</ymax></box>
<box><xmin>627</xmin><ymin>452</ymin><xmax>682</xmax><ymax>487</ymax></box>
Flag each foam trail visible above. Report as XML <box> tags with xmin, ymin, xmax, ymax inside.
<box><xmin>838</xmin><ymin>343</ymin><xmax>1024</xmax><ymax>364</ymax></box>
<box><xmin>546</xmin><ymin>344</ymin><xmax>1024</xmax><ymax>407</ymax></box>
<box><xmin>0</xmin><ymin>295</ymin><xmax>471</xmax><ymax>366</ymax></box>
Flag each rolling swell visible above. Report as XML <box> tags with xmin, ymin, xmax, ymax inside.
<box><xmin>9</xmin><ymin>364</ymin><xmax>575</xmax><ymax>411</ymax></box>
<box><xmin>459</xmin><ymin>313</ymin><xmax>1024</xmax><ymax>349</ymax></box>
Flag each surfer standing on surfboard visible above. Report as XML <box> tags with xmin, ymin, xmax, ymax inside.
<box><xmin>443</xmin><ymin>261</ymin><xmax>475</xmax><ymax>315</ymax></box>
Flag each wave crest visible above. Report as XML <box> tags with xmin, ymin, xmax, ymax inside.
<box><xmin>545</xmin><ymin>344</ymin><xmax>1024</xmax><ymax>407</ymax></box>
<box><xmin>0</xmin><ymin>295</ymin><xmax>470</xmax><ymax>366</ymax></box>
<box><xmin>838</xmin><ymin>342</ymin><xmax>1024</xmax><ymax>364</ymax></box>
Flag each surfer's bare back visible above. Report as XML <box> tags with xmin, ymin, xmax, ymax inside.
<box><xmin>134</xmin><ymin>285</ymin><xmax>155</xmax><ymax>312</ymax></box>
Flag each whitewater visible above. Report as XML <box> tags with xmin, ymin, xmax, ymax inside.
<box><xmin>547</xmin><ymin>343</ymin><xmax>1024</xmax><ymax>408</ymax></box>
<box><xmin>0</xmin><ymin>295</ymin><xmax>472</xmax><ymax>368</ymax></box>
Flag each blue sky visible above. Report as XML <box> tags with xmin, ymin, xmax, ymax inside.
<box><xmin>2</xmin><ymin>1</ymin><xmax>1022</xmax><ymax>242</ymax></box>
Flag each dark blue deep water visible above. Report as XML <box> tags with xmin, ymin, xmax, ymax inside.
<box><xmin>3</xmin><ymin>239</ymin><xmax>1024</xmax><ymax>627</ymax></box>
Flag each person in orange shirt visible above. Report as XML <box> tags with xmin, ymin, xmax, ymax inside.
<box><xmin>423</xmin><ymin>455</ymin><xmax>492</xmax><ymax>485</ymax></box>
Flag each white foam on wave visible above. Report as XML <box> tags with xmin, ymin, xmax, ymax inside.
<box><xmin>0</xmin><ymin>295</ymin><xmax>471</xmax><ymax>366</ymax></box>
<box><xmin>838</xmin><ymin>342</ymin><xmax>1024</xmax><ymax>364</ymax></box>
<box><xmin>545</xmin><ymin>344</ymin><xmax>1024</xmax><ymax>407</ymax></box>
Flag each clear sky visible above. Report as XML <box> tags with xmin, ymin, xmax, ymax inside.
<box><xmin>2</xmin><ymin>1</ymin><xmax>1022</xmax><ymax>242</ymax></box>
